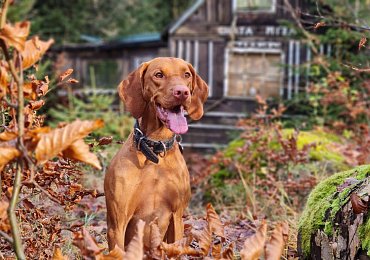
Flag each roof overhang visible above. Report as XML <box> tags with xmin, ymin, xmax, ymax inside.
<box><xmin>168</xmin><ymin>0</ymin><xmax>205</xmax><ymax>35</ymax></box>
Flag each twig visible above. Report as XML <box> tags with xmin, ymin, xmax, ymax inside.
<box><xmin>32</xmin><ymin>181</ymin><xmax>62</xmax><ymax>204</ymax></box>
<box><xmin>283</xmin><ymin>0</ymin><xmax>330</xmax><ymax>74</ymax></box>
<box><xmin>343</xmin><ymin>64</ymin><xmax>370</xmax><ymax>72</ymax></box>
<box><xmin>1</xmin><ymin>97</ymin><xmax>18</xmax><ymax>108</ymax></box>
<box><xmin>0</xmin><ymin>230</ymin><xmax>13</xmax><ymax>244</ymax></box>
<box><xmin>1</xmin><ymin>1</ymin><xmax>26</xmax><ymax>256</ymax></box>
<box><xmin>301</xmin><ymin>12</ymin><xmax>370</xmax><ymax>32</ymax></box>
<box><xmin>0</xmin><ymin>0</ymin><xmax>9</xmax><ymax>29</ymax></box>
<box><xmin>8</xmin><ymin>161</ymin><xmax>26</xmax><ymax>260</ymax></box>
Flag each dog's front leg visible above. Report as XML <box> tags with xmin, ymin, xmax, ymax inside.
<box><xmin>106</xmin><ymin>200</ymin><xmax>130</xmax><ymax>251</ymax></box>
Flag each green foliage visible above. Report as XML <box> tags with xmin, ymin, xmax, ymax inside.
<box><xmin>282</xmin><ymin>129</ymin><xmax>345</xmax><ymax>164</ymax></box>
<box><xmin>298</xmin><ymin>165</ymin><xmax>370</xmax><ymax>257</ymax></box>
<box><xmin>48</xmin><ymin>93</ymin><xmax>132</xmax><ymax>139</ymax></box>
<box><xmin>10</xmin><ymin>0</ymin><xmax>192</xmax><ymax>44</ymax></box>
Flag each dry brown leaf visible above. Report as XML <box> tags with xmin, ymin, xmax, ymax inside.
<box><xmin>149</xmin><ymin>220</ymin><xmax>163</xmax><ymax>258</ymax></box>
<box><xmin>206</xmin><ymin>203</ymin><xmax>224</xmax><ymax>237</ymax></box>
<box><xmin>0</xmin><ymin>147</ymin><xmax>20</xmax><ymax>171</ymax></box>
<box><xmin>359</xmin><ymin>36</ymin><xmax>367</xmax><ymax>50</ymax></box>
<box><xmin>0</xmin><ymin>64</ymin><xmax>8</xmax><ymax>99</ymax></box>
<box><xmin>73</xmin><ymin>227</ymin><xmax>104</xmax><ymax>257</ymax></box>
<box><xmin>21</xmin><ymin>36</ymin><xmax>54</xmax><ymax>69</ymax></box>
<box><xmin>281</xmin><ymin>222</ymin><xmax>289</xmax><ymax>243</ymax></box>
<box><xmin>29</xmin><ymin>99</ymin><xmax>45</xmax><ymax>110</ymax></box>
<box><xmin>125</xmin><ymin>219</ymin><xmax>145</xmax><ymax>260</ymax></box>
<box><xmin>52</xmin><ymin>247</ymin><xmax>68</xmax><ymax>260</ymax></box>
<box><xmin>350</xmin><ymin>193</ymin><xmax>368</xmax><ymax>214</ymax></box>
<box><xmin>0</xmin><ymin>21</ymin><xmax>30</xmax><ymax>51</ymax></box>
<box><xmin>161</xmin><ymin>236</ymin><xmax>199</xmax><ymax>257</ymax></box>
<box><xmin>67</xmin><ymin>78</ymin><xmax>79</xmax><ymax>84</ymax></box>
<box><xmin>98</xmin><ymin>136</ymin><xmax>113</xmax><ymax>146</ymax></box>
<box><xmin>314</xmin><ymin>21</ymin><xmax>326</xmax><ymax>30</ymax></box>
<box><xmin>35</xmin><ymin>119</ymin><xmax>103</xmax><ymax>165</ymax></box>
<box><xmin>59</xmin><ymin>69</ymin><xmax>74</xmax><ymax>82</ymax></box>
<box><xmin>63</xmin><ymin>139</ymin><xmax>101</xmax><ymax>169</ymax></box>
<box><xmin>96</xmin><ymin>245</ymin><xmax>124</xmax><ymax>260</ymax></box>
<box><xmin>192</xmin><ymin>224</ymin><xmax>212</xmax><ymax>256</ymax></box>
<box><xmin>240</xmin><ymin>220</ymin><xmax>267</xmax><ymax>260</ymax></box>
<box><xmin>0</xmin><ymin>131</ymin><xmax>17</xmax><ymax>141</ymax></box>
<box><xmin>265</xmin><ymin>222</ymin><xmax>287</xmax><ymax>260</ymax></box>
<box><xmin>0</xmin><ymin>200</ymin><xmax>10</xmax><ymax>232</ymax></box>
<box><xmin>221</xmin><ymin>242</ymin><xmax>234</xmax><ymax>259</ymax></box>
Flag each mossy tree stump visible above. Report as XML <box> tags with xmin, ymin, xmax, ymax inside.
<box><xmin>298</xmin><ymin>165</ymin><xmax>370</xmax><ymax>259</ymax></box>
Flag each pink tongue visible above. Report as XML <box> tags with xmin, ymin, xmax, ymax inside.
<box><xmin>167</xmin><ymin>110</ymin><xmax>188</xmax><ymax>134</ymax></box>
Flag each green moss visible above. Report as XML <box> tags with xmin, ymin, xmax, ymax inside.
<box><xmin>298</xmin><ymin>165</ymin><xmax>370</xmax><ymax>257</ymax></box>
<box><xmin>282</xmin><ymin>129</ymin><xmax>345</xmax><ymax>164</ymax></box>
<box><xmin>359</xmin><ymin>216</ymin><xmax>370</xmax><ymax>256</ymax></box>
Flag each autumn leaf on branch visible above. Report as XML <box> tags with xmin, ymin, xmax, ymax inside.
<box><xmin>0</xmin><ymin>63</ymin><xmax>9</xmax><ymax>99</ymax></box>
<box><xmin>59</xmin><ymin>69</ymin><xmax>74</xmax><ymax>82</ymax></box>
<box><xmin>358</xmin><ymin>35</ymin><xmax>367</xmax><ymax>50</ymax></box>
<box><xmin>0</xmin><ymin>200</ymin><xmax>10</xmax><ymax>232</ymax></box>
<box><xmin>314</xmin><ymin>21</ymin><xmax>326</xmax><ymax>31</ymax></box>
<box><xmin>0</xmin><ymin>146</ymin><xmax>20</xmax><ymax>171</ymax></box>
<box><xmin>0</xmin><ymin>130</ymin><xmax>17</xmax><ymax>141</ymax></box>
<box><xmin>35</xmin><ymin>119</ymin><xmax>104</xmax><ymax>166</ymax></box>
<box><xmin>63</xmin><ymin>139</ymin><xmax>102</xmax><ymax>170</ymax></box>
<box><xmin>0</xmin><ymin>21</ymin><xmax>30</xmax><ymax>52</ymax></box>
<box><xmin>24</xmin><ymin>77</ymin><xmax>50</xmax><ymax>100</ymax></box>
<box><xmin>21</xmin><ymin>36</ymin><xmax>54</xmax><ymax>69</ymax></box>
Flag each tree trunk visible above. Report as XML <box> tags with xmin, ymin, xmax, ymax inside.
<box><xmin>297</xmin><ymin>166</ymin><xmax>370</xmax><ymax>260</ymax></box>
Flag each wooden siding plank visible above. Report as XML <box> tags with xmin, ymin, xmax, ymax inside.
<box><xmin>294</xmin><ymin>40</ymin><xmax>300</xmax><ymax>95</ymax></box>
<box><xmin>194</xmin><ymin>40</ymin><xmax>199</xmax><ymax>72</ymax></box>
<box><xmin>177</xmin><ymin>40</ymin><xmax>184</xmax><ymax>59</ymax></box>
<box><xmin>287</xmin><ymin>40</ymin><xmax>294</xmax><ymax>99</ymax></box>
<box><xmin>305</xmin><ymin>44</ymin><xmax>312</xmax><ymax>93</ymax></box>
<box><xmin>208</xmin><ymin>40</ymin><xmax>214</xmax><ymax>96</ymax></box>
<box><xmin>185</xmin><ymin>40</ymin><xmax>191</xmax><ymax>62</ymax></box>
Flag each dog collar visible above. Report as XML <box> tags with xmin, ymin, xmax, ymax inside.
<box><xmin>133</xmin><ymin>120</ymin><xmax>183</xmax><ymax>164</ymax></box>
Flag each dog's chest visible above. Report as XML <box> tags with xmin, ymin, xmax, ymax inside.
<box><xmin>136</xmin><ymin>162</ymin><xmax>190</xmax><ymax>210</ymax></box>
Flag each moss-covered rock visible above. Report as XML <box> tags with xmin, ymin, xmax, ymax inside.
<box><xmin>298</xmin><ymin>164</ymin><xmax>370</xmax><ymax>258</ymax></box>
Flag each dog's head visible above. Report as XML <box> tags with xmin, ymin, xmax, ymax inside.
<box><xmin>118</xmin><ymin>57</ymin><xmax>208</xmax><ymax>134</ymax></box>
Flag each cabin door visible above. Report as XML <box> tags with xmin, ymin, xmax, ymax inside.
<box><xmin>226</xmin><ymin>50</ymin><xmax>282</xmax><ymax>99</ymax></box>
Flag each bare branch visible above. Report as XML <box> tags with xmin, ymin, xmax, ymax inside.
<box><xmin>0</xmin><ymin>230</ymin><xmax>14</xmax><ymax>244</ymax></box>
<box><xmin>343</xmin><ymin>64</ymin><xmax>370</xmax><ymax>72</ymax></box>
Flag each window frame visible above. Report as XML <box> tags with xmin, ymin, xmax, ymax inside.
<box><xmin>232</xmin><ymin>0</ymin><xmax>277</xmax><ymax>14</ymax></box>
<box><xmin>223</xmin><ymin>47</ymin><xmax>284</xmax><ymax>100</ymax></box>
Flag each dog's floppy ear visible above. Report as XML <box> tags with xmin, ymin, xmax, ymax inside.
<box><xmin>118</xmin><ymin>62</ymin><xmax>149</xmax><ymax>119</ymax></box>
<box><xmin>187</xmin><ymin>63</ymin><xmax>209</xmax><ymax>120</ymax></box>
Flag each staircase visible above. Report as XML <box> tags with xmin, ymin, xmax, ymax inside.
<box><xmin>181</xmin><ymin>98</ymin><xmax>258</xmax><ymax>152</ymax></box>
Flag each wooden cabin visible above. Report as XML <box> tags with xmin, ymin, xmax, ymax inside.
<box><xmin>53</xmin><ymin>0</ymin><xmax>329</xmax><ymax>150</ymax></box>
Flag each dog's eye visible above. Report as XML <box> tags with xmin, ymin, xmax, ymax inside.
<box><xmin>155</xmin><ymin>72</ymin><xmax>164</xmax><ymax>78</ymax></box>
<box><xmin>185</xmin><ymin>72</ymin><xmax>191</xmax><ymax>78</ymax></box>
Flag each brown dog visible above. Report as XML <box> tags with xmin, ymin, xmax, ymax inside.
<box><xmin>104</xmin><ymin>57</ymin><xmax>208</xmax><ymax>251</ymax></box>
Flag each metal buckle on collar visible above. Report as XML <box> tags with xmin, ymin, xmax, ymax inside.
<box><xmin>158</xmin><ymin>141</ymin><xmax>167</xmax><ymax>158</ymax></box>
<box><xmin>176</xmin><ymin>134</ymin><xmax>184</xmax><ymax>154</ymax></box>
<box><xmin>137</xmin><ymin>136</ymin><xmax>146</xmax><ymax>151</ymax></box>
